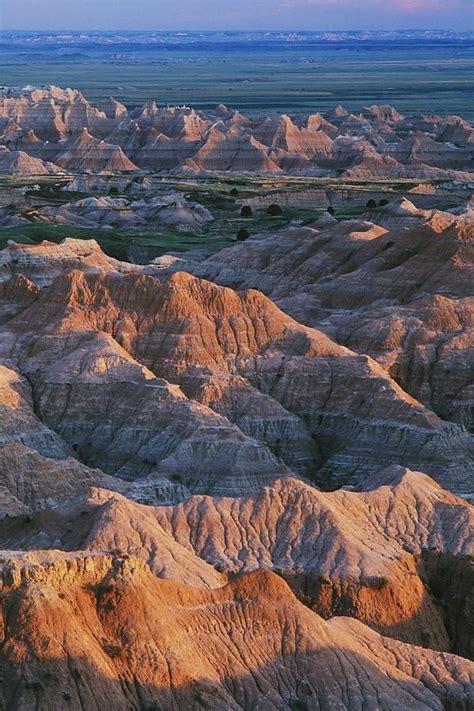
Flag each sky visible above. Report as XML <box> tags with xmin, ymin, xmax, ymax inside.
<box><xmin>0</xmin><ymin>0</ymin><xmax>470</xmax><ymax>31</ymax></box>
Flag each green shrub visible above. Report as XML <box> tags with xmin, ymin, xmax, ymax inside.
<box><xmin>366</xmin><ymin>199</ymin><xmax>377</xmax><ymax>209</ymax></box>
<box><xmin>267</xmin><ymin>203</ymin><xmax>283</xmax><ymax>216</ymax></box>
<box><xmin>237</xmin><ymin>228</ymin><xmax>250</xmax><ymax>241</ymax></box>
<box><xmin>240</xmin><ymin>205</ymin><xmax>253</xmax><ymax>217</ymax></box>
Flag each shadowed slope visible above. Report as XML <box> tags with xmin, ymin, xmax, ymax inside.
<box><xmin>0</xmin><ymin>468</ymin><xmax>471</xmax><ymax>655</ymax></box>
<box><xmin>158</xmin><ymin>206</ymin><xmax>474</xmax><ymax>463</ymax></box>
<box><xmin>0</xmin><ymin>554</ymin><xmax>472</xmax><ymax>710</ymax></box>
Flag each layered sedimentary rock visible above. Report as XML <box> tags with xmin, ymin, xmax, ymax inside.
<box><xmin>1</xmin><ymin>86</ymin><xmax>473</xmax><ymax>178</ymax></box>
<box><xmin>28</xmin><ymin>193</ymin><xmax>214</xmax><ymax>233</ymax></box>
<box><xmin>165</xmin><ymin>201</ymin><xmax>474</xmax><ymax>457</ymax></box>
<box><xmin>0</xmin><ymin>85</ymin><xmax>125</xmax><ymax>143</ymax></box>
<box><xmin>1</xmin><ymin>255</ymin><xmax>471</xmax><ymax>493</ymax></box>
<box><xmin>0</xmin><ymin>274</ymin><xmax>40</xmax><ymax>324</ymax></box>
<box><xmin>53</xmin><ymin>128</ymin><xmax>139</xmax><ymax>173</ymax></box>
<box><xmin>155</xmin><ymin>467</ymin><xmax>474</xmax><ymax>655</ymax></box>
<box><xmin>0</xmin><ymin>553</ymin><xmax>472</xmax><ymax>711</ymax></box>
<box><xmin>0</xmin><ymin>333</ymin><xmax>290</xmax><ymax>495</ymax></box>
<box><xmin>0</xmin><ymin>191</ymin><xmax>472</xmax><ymax>707</ymax></box>
<box><xmin>0</xmin><ymin>147</ymin><xmax>62</xmax><ymax>175</ymax></box>
<box><xmin>0</xmin><ymin>238</ymin><xmax>140</xmax><ymax>287</ymax></box>
<box><xmin>2</xmin><ymin>466</ymin><xmax>471</xmax><ymax>655</ymax></box>
<box><xmin>0</xmin><ymin>443</ymin><xmax>125</xmax><ymax>510</ymax></box>
<box><xmin>0</xmin><ymin>361</ymin><xmax>70</xmax><ymax>459</ymax></box>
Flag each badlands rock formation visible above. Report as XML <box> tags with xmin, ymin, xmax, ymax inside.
<box><xmin>0</xmin><ymin>556</ymin><xmax>472</xmax><ymax>711</ymax></box>
<box><xmin>155</xmin><ymin>467</ymin><xmax>474</xmax><ymax>656</ymax></box>
<box><xmin>0</xmin><ymin>443</ymin><xmax>125</xmax><ymax>510</ymax></box>
<box><xmin>163</xmin><ymin>200</ymin><xmax>474</xmax><ymax>449</ymax></box>
<box><xmin>0</xmin><ymin>92</ymin><xmax>472</xmax><ymax>705</ymax></box>
<box><xmin>0</xmin><ymin>146</ymin><xmax>62</xmax><ymax>175</ymax></box>
<box><xmin>26</xmin><ymin>193</ymin><xmax>214</xmax><ymax>233</ymax></box>
<box><xmin>2</xmin><ymin>466</ymin><xmax>471</xmax><ymax>656</ymax></box>
<box><xmin>0</xmin><ymin>85</ymin><xmax>473</xmax><ymax>177</ymax></box>
<box><xmin>0</xmin><ymin>297</ymin><xmax>471</xmax><ymax>705</ymax></box>
<box><xmin>0</xmin><ymin>248</ymin><xmax>472</xmax><ymax>494</ymax></box>
<box><xmin>0</xmin><ymin>238</ymin><xmax>140</xmax><ymax>287</ymax></box>
<box><xmin>53</xmin><ymin>128</ymin><xmax>139</xmax><ymax>173</ymax></box>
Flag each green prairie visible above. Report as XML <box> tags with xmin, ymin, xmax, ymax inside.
<box><xmin>1</xmin><ymin>38</ymin><xmax>473</xmax><ymax>118</ymax></box>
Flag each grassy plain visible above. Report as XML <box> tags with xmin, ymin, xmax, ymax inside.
<box><xmin>1</xmin><ymin>40</ymin><xmax>473</xmax><ymax>118</ymax></box>
<box><xmin>0</xmin><ymin>174</ymin><xmax>465</xmax><ymax>262</ymax></box>
<box><xmin>0</xmin><ymin>176</ymin><xmax>319</xmax><ymax>260</ymax></box>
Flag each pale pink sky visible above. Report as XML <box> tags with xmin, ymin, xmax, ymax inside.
<box><xmin>1</xmin><ymin>0</ymin><xmax>471</xmax><ymax>31</ymax></box>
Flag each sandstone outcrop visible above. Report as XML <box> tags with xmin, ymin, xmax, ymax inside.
<box><xmin>1</xmin><ymin>258</ymin><xmax>471</xmax><ymax>493</ymax></box>
<box><xmin>166</xmin><ymin>202</ymin><xmax>474</xmax><ymax>465</ymax></box>
<box><xmin>1</xmin><ymin>86</ymin><xmax>473</xmax><ymax>178</ymax></box>
<box><xmin>0</xmin><ymin>443</ymin><xmax>124</xmax><ymax>511</ymax></box>
<box><xmin>3</xmin><ymin>466</ymin><xmax>471</xmax><ymax>655</ymax></box>
<box><xmin>0</xmin><ymin>553</ymin><xmax>472</xmax><ymax>710</ymax></box>
<box><xmin>0</xmin><ymin>84</ymin><xmax>473</xmax><ymax>711</ymax></box>
<box><xmin>54</xmin><ymin>128</ymin><xmax>139</xmax><ymax>173</ymax></box>
<box><xmin>30</xmin><ymin>193</ymin><xmax>214</xmax><ymax>233</ymax></box>
<box><xmin>0</xmin><ymin>147</ymin><xmax>63</xmax><ymax>175</ymax></box>
<box><xmin>0</xmin><ymin>222</ymin><xmax>471</xmax><ymax>708</ymax></box>
<box><xmin>0</xmin><ymin>361</ymin><xmax>70</xmax><ymax>460</ymax></box>
<box><xmin>0</xmin><ymin>238</ymin><xmax>140</xmax><ymax>287</ymax></box>
<box><xmin>155</xmin><ymin>467</ymin><xmax>474</xmax><ymax>655</ymax></box>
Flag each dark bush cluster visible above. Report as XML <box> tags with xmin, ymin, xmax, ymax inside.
<box><xmin>237</xmin><ymin>228</ymin><xmax>250</xmax><ymax>241</ymax></box>
<box><xmin>267</xmin><ymin>203</ymin><xmax>283</xmax><ymax>216</ymax></box>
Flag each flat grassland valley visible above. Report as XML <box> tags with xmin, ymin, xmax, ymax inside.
<box><xmin>0</xmin><ymin>29</ymin><xmax>473</xmax><ymax>711</ymax></box>
<box><xmin>1</xmin><ymin>30</ymin><xmax>473</xmax><ymax>117</ymax></box>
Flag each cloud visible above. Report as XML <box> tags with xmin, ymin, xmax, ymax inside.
<box><xmin>275</xmin><ymin>0</ymin><xmax>458</xmax><ymax>10</ymax></box>
<box><xmin>392</xmin><ymin>0</ymin><xmax>445</xmax><ymax>10</ymax></box>
<box><xmin>275</xmin><ymin>0</ymin><xmax>350</xmax><ymax>8</ymax></box>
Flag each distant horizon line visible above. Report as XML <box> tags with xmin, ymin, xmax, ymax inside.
<box><xmin>1</xmin><ymin>28</ymin><xmax>471</xmax><ymax>34</ymax></box>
